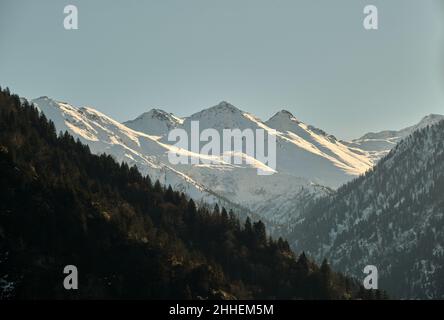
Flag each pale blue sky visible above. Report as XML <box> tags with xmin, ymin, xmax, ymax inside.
<box><xmin>1</xmin><ymin>0</ymin><xmax>443</xmax><ymax>139</ymax></box>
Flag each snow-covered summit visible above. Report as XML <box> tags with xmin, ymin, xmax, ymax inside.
<box><xmin>346</xmin><ymin>113</ymin><xmax>444</xmax><ymax>162</ymax></box>
<box><xmin>185</xmin><ymin>101</ymin><xmax>243</xmax><ymax>121</ymax></box>
<box><xmin>124</xmin><ymin>108</ymin><xmax>183</xmax><ymax>136</ymax></box>
<box><xmin>200</xmin><ymin>101</ymin><xmax>243</xmax><ymax>114</ymax></box>
<box><xmin>178</xmin><ymin>101</ymin><xmax>258</xmax><ymax>133</ymax></box>
<box><xmin>359</xmin><ymin>114</ymin><xmax>444</xmax><ymax>141</ymax></box>
<box><xmin>405</xmin><ymin>113</ymin><xmax>444</xmax><ymax>133</ymax></box>
<box><xmin>267</xmin><ymin>110</ymin><xmax>301</xmax><ymax>124</ymax></box>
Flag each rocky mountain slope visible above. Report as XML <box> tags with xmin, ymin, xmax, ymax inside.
<box><xmin>289</xmin><ymin>120</ymin><xmax>444</xmax><ymax>298</ymax></box>
<box><xmin>344</xmin><ymin>114</ymin><xmax>444</xmax><ymax>162</ymax></box>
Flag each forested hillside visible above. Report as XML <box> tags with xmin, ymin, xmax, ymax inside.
<box><xmin>290</xmin><ymin>119</ymin><xmax>444</xmax><ymax>298</ymax></box>
<box><xmin>0</xmin><ymin>87</ymin><xmax>380</xmax><ymax>299</ymax></box>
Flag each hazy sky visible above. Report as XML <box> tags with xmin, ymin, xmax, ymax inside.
<box><xmin>1</xmin><ymin>0</ymin><xmax>443</xmax><ymax>139</ymax></box>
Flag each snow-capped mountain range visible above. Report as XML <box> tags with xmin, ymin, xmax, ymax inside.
<box><xmin>29</xmin><ymin>96</ymin><xmax>440</xmax><ymax>226</ymax></box>
<box><xmin>343</xmin><ymin>114</ymin><xmax>444</xmax><ymax>162</ymax></box>
<box><xmin>24</xmin><ymin>95</ymin><xmax>444</xmax><ymax>298</ymax></box>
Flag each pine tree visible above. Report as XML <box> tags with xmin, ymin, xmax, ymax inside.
<box><xmin>153</xmin><ymin>179</ymin><xmax>162</xmax><ymax>192</ymax></box>
<box><xmin>253</xmin><ymin>220</ymin><xmax>267</xmax><ymax>245</ymax></box>
<box><xmin>221</xmin><ymin>207</ymin><xmax>228</xmax><ymax>221</ymax></box>
<box><xmin>319</xmin><ymin>258</ymin><xmax>333</xmax><ymax>299</ymax></box>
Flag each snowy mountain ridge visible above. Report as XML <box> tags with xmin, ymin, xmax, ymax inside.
<box><xmin>289</xmin><ymin>119</ymin><xmax>444</xmax><ymax>298</ymax></box>
<box><xmin>29</xmin><ymin>96</ymin><xmax>440</xmax><ymax>228</ymax></box>
<box><xmin>344</xmin><ymin>114</ymin><xmax>444</xmax><ymax>162</ymax></box>
<box><xmin>29</xmin><ymin>97</ymin><xmax>374</xmax><ymax>225</ymax></box>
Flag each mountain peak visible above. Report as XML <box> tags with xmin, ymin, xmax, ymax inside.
<box><xmin>418</xmin><ymin>113</ymin><xmax>444</xmax><ymax>126</ymax></box>
<box><xmin>268</xmin><ymin>110</ymin><xmax>301</xmax><ymax>124</ymax></box>
<box><xmin>35</xmin><ymin>96</ymin><xmax>50</xmax><ymax>100</ymax></box>
<box><xmin>277</xmin><ymin>109</ymin><xmax>294</xmax><ymax>117</ymax></box>
<box><xmin>189</xmin><ymin>101</ymin><xmax>243</xmax><ymax>120</ymax></box>
<box><xmin>123</xmin><ymin>108</ymin><xmax>183</xmax><ymax>135</ymax></box>
<box><xmin>211</xmin><ymin>101</ymin><xmax>241</xmax><ymax>113</ymax></box>
<box><xmin>33</xmin><ymin>96</ymin><xmax>57</xmax><ymax>104</ymax></box>
<box><xmin>128</xmin><ymin>108</ymin><xmax>183</xmax><ymax>124</ymax></box>
<box><xmin>31</xmin><ymin>96</ymin><xmax>61</xmax><ymax>109</ymax></box>
<box><xmin>135</xmin><ymin>108</ymin><xmax>169</xmax><ymax>120</ymax></box>
<box><xmin>217</xmin><ymin>100</ymin><xmax>234</xmax><ymax>107</ymax></box>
